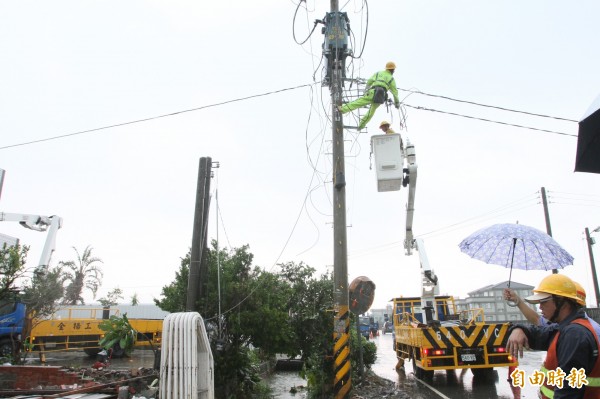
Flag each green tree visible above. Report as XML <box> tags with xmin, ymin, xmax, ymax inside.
<box><xmin>21</xmin><ymin>265</ymin><xmax>64</xmax><ymax>317</ymax></box>
<box><xmin>0</xmin><ymin>244</ymin><xmax>64</xmax><ymax>363</ymax></box>
<box><xmin>156</xmin><ymin>243</ymin><xmax>345</xmax><ymax>398</ymax></box>
<box><xmin>98</xmin><ymin>313</ymin><xmax>136</xmax><ymax>357</ymax></box>
<box><xmin>0</xmin><ymin>244</ymin><xmax>29</xmax><ymax>302</ymax></box>
<box><xmin>98</xmin><ymin>287</ymin><xmax>124</xmax><ymax>307</ymax></box>
<box><xmin>130</xmin><ymin>293</ymin><xmax>139</xmax><ymax>306</ymax></box>
<box><xmin>60</xmin><ymin>246</ymin><xmax>103</xmax><ymax>305</ymax></box>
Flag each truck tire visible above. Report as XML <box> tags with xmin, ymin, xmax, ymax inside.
<box><xmin>471</xmin><ymin>367</ymin><xmax>493</xmax><ymax>378</ymax></box>
<box><xmin>84</xmin><ymin>347</ymin><xmax>102</xmax><ymax>357</ymax></box>
<box><xmin>0</xmin><ymin>338</ymin><xmax>16</xmax><ymax>358</ymax></box>
<box><xmin>412</xmin><ymin>353</ymin><xmax>433</xmax><ymax>380</ymax></box>
<box><xmin>110</xmin><ymin>342</ymin><xmax>125</xmax><ymax>358</ymax></box>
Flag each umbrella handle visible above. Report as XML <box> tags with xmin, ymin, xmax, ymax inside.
<box><xmin>505</xmin><ymin>299</ymin><xmax>518</xmax><ymax>308</ymax></box>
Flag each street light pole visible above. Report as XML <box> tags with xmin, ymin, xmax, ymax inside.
<box><xmin>585</xmin><ymin>226</ymin><xmax>600</xmax><ymax>308</ymax></box>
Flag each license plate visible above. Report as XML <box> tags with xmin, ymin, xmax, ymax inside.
<box><xmin>461</xmin><ymin>354</ymin><xmax>476</xmax><ymax>362</ymax></box>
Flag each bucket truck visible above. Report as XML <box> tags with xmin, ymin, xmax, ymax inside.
<box><xmin>371</xmin><ymin>133</ymin><xmax>517</xmax><ymax>379</ymax></box>
<box><xmin>0</xmin><ymin>213</ymin><xmax>163</xmax><ymax>359</ymax></box>
<box><xmin>0</xmin><ymin>212</ymin><xmax>62</xmax><ymax>274</ymax></box>
<box><xmin>0</xmin><ymin>212</ymin><xmax>62</xmax><ymax>357</ymax></box>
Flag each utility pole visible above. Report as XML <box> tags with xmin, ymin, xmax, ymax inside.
<box><xmin>0</xmin><ymin>168</ymin><xmax>5</xmax><ymax>200</ymax></box>
<box><xmin>540</xmin><ymin>187</ymin><xmax>557</xmax><ymax>274</ymax></box>
<box><xmin>585</xmin><ymin>227</ymin><xmax>600</xmax><ymax>307</ymax></box>
<box><xmin>187</xmin><ymin>157</ymin><xmax>212</xmax><ymax>312</ymax></box>
<box><xmin>322</xmin><ymin>2</ymin><xmax>352</xmax><ymax>397</ymax></box>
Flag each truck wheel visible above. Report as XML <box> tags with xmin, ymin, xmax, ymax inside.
<box><xmin>412</xmin><ymin>354</ymin><xmax>433</xmax><ymax>380</ymax></box>
<box><xmin>0</xmin><ymin>339</ymin><xmax>16</xmax><ymax>358</ymax></box>
<box><xmin>84</xmin><ymin>347</ymin><xmax>101</xmax><ymax>357</ymax></box>
<box><xmin>471</xmin><ymin>367</ymin><xmax>493</xmax><ymax>378</ymax></box>
<box><xmin>110</xmin><ymin>342</ymin><xmax>125</xmax><ymax>358</ymax></box>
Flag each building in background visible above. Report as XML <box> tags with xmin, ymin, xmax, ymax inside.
<box><xmin>455</xmin><ymin>281</ymin><xmax>535</xmax><ymax>324</ymax></box>
<box><xmin>371</xmin><ymin>281</ymin><xmax>536</xmax><ymax>328</ymax></box>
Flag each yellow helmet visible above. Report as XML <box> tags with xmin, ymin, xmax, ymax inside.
<box><xmin>379</xmin><ymin>120</ymin><xmax>391</xmax><ymax>128</ymax></box>
<box><xmin>385</xmin><ymin>61</ymin><xmax>396</xmax><ymax>70</ymax></box>
<box><xmin>574</xmin><ymin>281</ymin><xmax>586</xmax><ymax>306</ymax></box>
<box><xmin>525</xmin><ymin>274</ymin><xmax>579</xmax><ymax>303</ymax></box>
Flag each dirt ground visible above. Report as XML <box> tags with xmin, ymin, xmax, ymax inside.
<box><xmin>351</xmin><ymin>371</ymin><xmax>411</xmax><ymax>399</ymax></box>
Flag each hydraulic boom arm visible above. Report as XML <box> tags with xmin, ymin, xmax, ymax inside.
<box><xmin>404</xmin><ymin>140</ymin><xmax>417</xmax><ymax>255</ymax></box>
<box><xmin>0</xmin><ymin>212</ymin><xmax>62</xmax><ymax>272</ymax></box>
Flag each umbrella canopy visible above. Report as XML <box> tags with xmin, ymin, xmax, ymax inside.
<box><xmin>458</xmin><ymin>223</ymin><xmax>574</xmax><ymax>285</ymax></box>
<box><xmin>575</xmin><ymin>95</ymin><xmax>600</xmax><ymax>174</ymax></box>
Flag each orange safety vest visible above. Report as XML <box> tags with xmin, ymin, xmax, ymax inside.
<box><xmin>539</xmin><ymin>318</ymin><xmax>600</xmax><ymax>399</ymax></box>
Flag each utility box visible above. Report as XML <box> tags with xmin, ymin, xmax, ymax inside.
<box><xmin>371</xmin><ymin>133</ymin><xmax>404</xmax><ymax>192</ymax></box>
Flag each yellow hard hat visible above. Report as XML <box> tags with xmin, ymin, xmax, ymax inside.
<box><xmin>525</xmin><ymin>274</ymin><xmax>579</xmax><ymax>303</ymax></box>
<box><xmin>379</xmin><ymin>120</ymin><xmax>391</xmax><ymax>128</ymax></box>
<box><xmin>385</xmin><ymin>61</ymin><xmax>396</xmax><ymax>70</ymax></box>
<box><xmin>574</xmin><ymin>281</ymin><xmax>586</xmax><ymax>306</ymax></box>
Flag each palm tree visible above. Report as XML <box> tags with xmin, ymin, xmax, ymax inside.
<box><xmin>61</xmin><ymin>246</ymin><xmax>104</xmax><ymax>305</ymax></box>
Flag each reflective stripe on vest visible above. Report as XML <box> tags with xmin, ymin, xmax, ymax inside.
<box><xmin>539</xmin><ymin>318</ymin><xmax>600</xmax><ymax>399</ymax></box>
<box><xmin>372</xmin><ymin>72</ymin><xmax>394</xmax><ymax>90</ymax></box>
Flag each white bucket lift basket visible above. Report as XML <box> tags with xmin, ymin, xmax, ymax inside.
<box><xmin>371</xmin><ymin>133</ymin><xmax>404</xmax><ymax>192</ymax></box>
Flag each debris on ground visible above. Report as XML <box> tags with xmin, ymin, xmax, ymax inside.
<box><xmin>351</xmin><ymin>371</ymin><xmax>412</xmax><ymax>399</ymax></box>
<box><xmin>0</xmin><ymin>366</ymin><xmax>158</xmax><ymax>398</ymax></box>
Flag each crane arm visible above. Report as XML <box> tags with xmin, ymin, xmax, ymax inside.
<box><xmin>0</xmin><ymin>212</ymin><xmax>62</xmax><ymax>271</ymax></box>
<box><xmin>404</xmin><ymin>140</ymin><xmax>417</xmax><ymax>255</ymax></box>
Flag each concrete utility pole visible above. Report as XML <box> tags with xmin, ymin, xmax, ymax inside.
<box><xmin>0</xmin><ymin>168</ymin><xmax>5</xmax><ymax>200</ymax></box>
<box><xmin>540</xmin><ymin>187</ymin><xmax>557</xmax><ymax>274</ymax></box>
<box><xmin>186</xmin><ymin>157</ymin><xmax>212</xmax><ymax>312</ymax></box>
<box><xmin>322</xmin><ymin>2</ymin><xmax>352</xmax><ymax>397</ymax></box>
<box><xmin>585</xmin><ymin>227</ymin><xmax>600</xmax><ymax>307</ymax></box>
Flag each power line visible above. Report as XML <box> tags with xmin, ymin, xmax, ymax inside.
<box><xmin>348</xmin><ymin>193</ymin><xmax>540</xmax><ymax>258</ymax></box>
<box><xmin>1</xmin><ymin>82</ymin><xmax>580</xmax><ymax>151</ymax></box>
<box><xmin>400</xmin><ymin>88</ymin><xmax>579</xmax><ymax>123</ymax></box>
<box><xmin>404</xmin><ymin>104</ymin><xmax>577</xmax><ymax>137</ymax></box>
<box><xmin>0</xmin><ymin>83</ymin><xmax>315</xmax><ymax>151</ymax></box>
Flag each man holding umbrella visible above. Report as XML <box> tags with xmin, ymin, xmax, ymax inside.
<box><xmin>506</xmin><ymin>274</ymin><xmax>600</xmax><ymax>398</ymax></box>
<box><xmin>504</xmin><ymin>281</ymin><xmax>600</xmax><ymax>339</ymax></box>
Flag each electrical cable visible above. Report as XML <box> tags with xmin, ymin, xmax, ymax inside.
<box><xmin>349</xmin><ymin>192</ymin><xmax>541</xmax><ymax>258</ymax></box>
<box><xmin>403</xmin><ymin>104</ymin><xmax>576</xmax><ymax>137</ymax></box>
<box><xmin>214</xmin><ymin>81</ymin><xmax>330</xmax><ymax>319</ymax></box>
<box><xmin>348</xmin><ymin>0</ymin><xmax>368</xmax><ymax>60</ymax></box>
<box><xmin>0</xmin><ymin>83</ymin><xmax>314</xmax><ymax>151</ymax></box>
<box><xmin>292</xmin><ymin>0</ymin><xmax>318</xmax><ymax>46</ymax></box>
<box><xmin>214</xmin><ymin>169</ymin><xmax>232</xmax><ymax>250</ymax></box>
<box><xmin>400</xmin><ymin>88</ymin><xmax>578</xmax><ymax>123</ymax></box>
<box><xmin>547</xmin><ymin>190</ymin><xmax>600</xmax><ymax>199</ymax></box>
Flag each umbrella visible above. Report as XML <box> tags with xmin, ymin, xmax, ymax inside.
<box><xmin>575</xmin><ymin>95</ymin><xmax>600</xmax><ymax>174</ymax></box>
<box><xmin>458</xmin><ymin>223</ymin><xmax>574</xmax><ymax>287</ymax></box>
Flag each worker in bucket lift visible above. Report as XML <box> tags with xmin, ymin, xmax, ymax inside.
<box><xmin>506</xmin><ymin>274</ymin><xmax>600</xmax><ymax>399</ymax></box>
<box><xmin>379</xmin><ymin>120</ymin><xmax>395</xmax><ymax>134</ymax></box>
<box><xmin>504</xmin><ymin>280</ymin><xmax>600</xmax><ymax>339</ymax></box>
<box><xmin>339</xmin><ymin>61</ymin><xmax>400</xmax><ymax>130</ymax></box>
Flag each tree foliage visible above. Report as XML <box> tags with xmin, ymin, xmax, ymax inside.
<box><xmin>0</xmin><ymin>244</ymin><xmax>64</xmax><ymax>364</ymax></box>
<box><xmin>98</xmin><ymin>287</ymin><xmax>124</xmax><ymax>307</ymax></box>
<box><xmin>60</xmin><ymin>246</ymin><xmax>103</xmax><ymax>305</ymax></box>
<box><xmin>98</xmin><ymin>313</ymin><xmax>136</xmax><ymax>357</ymax></box>
<box><xmin>155</xmin><ymin>242</ymin><xmax>346</xmax><ymax>398</ymax></box>
<box><xmin>0</xmin><ymin>244</ymin><xmax>29</xmax><ymax>302</ymax></box>
<box><xmin>21</xmin><ymin>265</ymin><xmax>64</xmax><ymax>317</ymax></box>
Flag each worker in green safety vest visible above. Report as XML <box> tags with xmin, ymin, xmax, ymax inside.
<box><xmin>339</xmin><ymin>61</ymin><xmax>400</xmax><ymax>130</ymax></box>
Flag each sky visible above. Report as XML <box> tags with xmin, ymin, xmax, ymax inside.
<box><xmin>1</xmin><ymin>1</ymin><xmax>599</xmax><ymax>311</ymax></box>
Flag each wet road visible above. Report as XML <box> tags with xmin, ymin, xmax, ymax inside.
<box><xmin>26</xmin><ymin>335</ymin><xmax>545</xmax><ymax>398</ymax></box>
<box><xmin>373</xmin><ymin>332</ymin><xmax>544</xmax><ymax>399</ymax></box>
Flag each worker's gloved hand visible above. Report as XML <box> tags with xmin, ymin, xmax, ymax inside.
<box><xmin>394</xmin><ymin>102</ymin><xmax>400</xmax><ymax>109</ymax></box>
